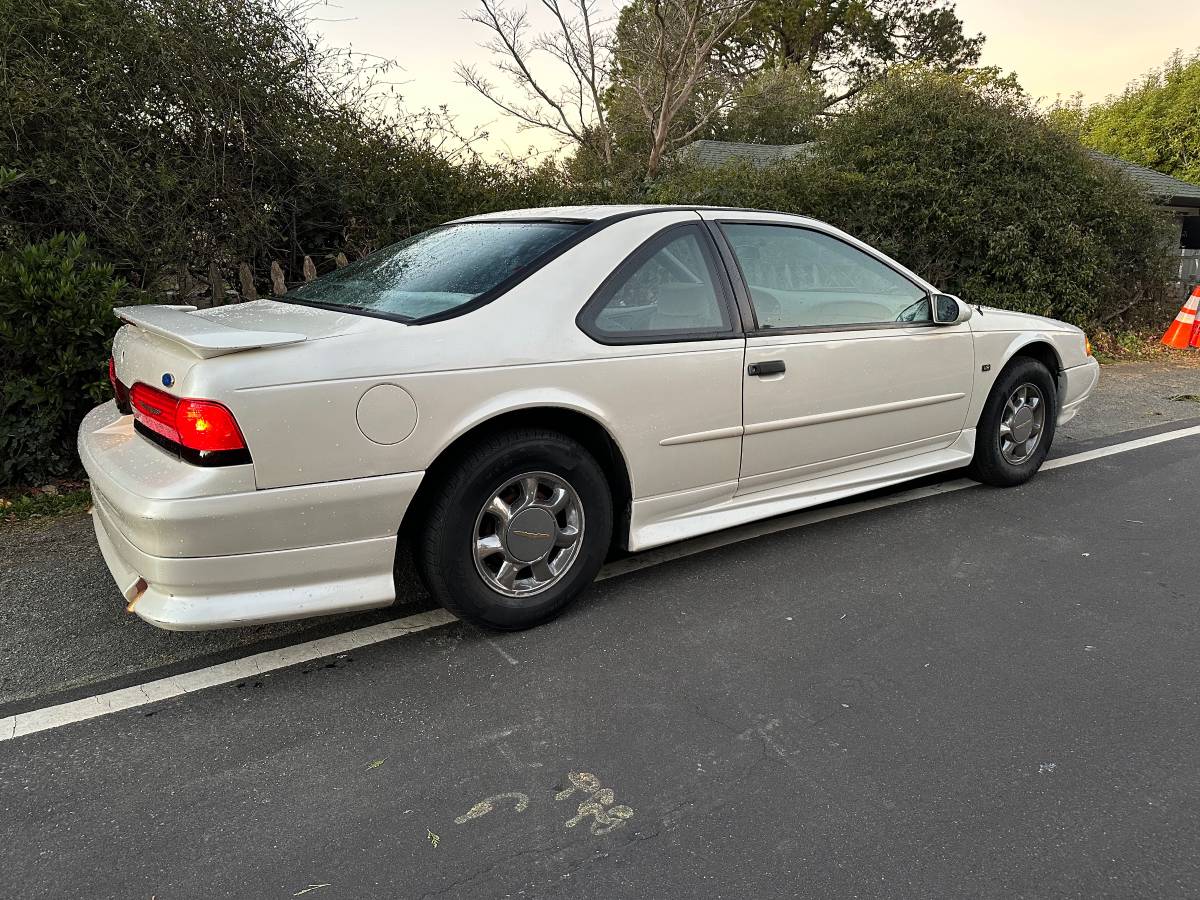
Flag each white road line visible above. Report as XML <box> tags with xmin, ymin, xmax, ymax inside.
<box><xmin>1041</xmin><ymin>424</ymin><xmax>1200</xmax><ymax>470</ymax></box>
<box><xmin>1</xmin><ymin>609</ymin><xmax>455</xmax><ymax>742</ymax></box>
<box><xmin>3</xmin><ymin>423</ymin><xmax>1199</xmax><ymax>743</ymax></box>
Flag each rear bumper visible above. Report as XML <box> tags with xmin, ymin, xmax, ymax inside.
<box><xmin>79</xmin><ymin>402</ymin><xmax>423</xmax><ymax>630</ymax></box>
<box><xmin>1058</xmin><ymin>357</ymin><xmax>1100</xmax><ymax>426</ymax></box>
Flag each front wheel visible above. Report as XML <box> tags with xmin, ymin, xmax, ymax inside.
<box><xmin>967</xmin><ymin>357</ymin><xmax>1058</xmax><ymax>487</ymax></box>
<box><xmin>416</xmin><ymin>429</ymin><xmax>613</xmax><ymax>630</ymax></box>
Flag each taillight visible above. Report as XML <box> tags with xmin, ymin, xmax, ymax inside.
<box><xmin>108</xmin><ymin>357</ymin><xmax>132</xmax><ymax>413</ymax></box>
<box><xmin>129</xmin><ymin>383</ymin><xmax>247</xmax><ymax>453</ymax></box>
<box><xmin>176</xmin><ymin>398</ymin><xmax>246</xmax><ymax>452</ymax></box>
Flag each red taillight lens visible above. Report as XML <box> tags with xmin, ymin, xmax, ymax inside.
<box><xmin>130</xmin><ymin>383</ymin><xmax>246</xmax><ymax>453</ymax></box>
<box><xmin>130</xmin><ymin>383</ymin><xmax>181</xmax><ymax>442</ymax></box>
<box><xmin>108</xmin><ymin>357</ymin><xmax>132</xmax><ymax>411</ymax></box>
<box><xmin>176</xmin><ymin>398</ymin><xmax>246</xmax><ymax>452</ymax></box>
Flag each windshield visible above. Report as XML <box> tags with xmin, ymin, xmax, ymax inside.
<box><xmin>283</xmin><ymin>221</ymin><xmax>587</xmax><ymax>321</ymax></box>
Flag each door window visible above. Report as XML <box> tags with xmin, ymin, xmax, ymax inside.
<box><xmin>581</xmin><ymin>226</ymin><xmax>733</xmax><ymax>341</ymax></box>
<box><xmin>721</xmin><ymin>224</ymin><xmax>930</xmax><ymax>329</ymax></box>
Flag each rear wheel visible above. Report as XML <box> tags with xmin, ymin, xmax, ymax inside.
<box><xmin>967</xmin><ymin>357</ymin><xmax>1058</xmax><ymax>487</ymax></box>
<box><xmin>416</xmin><ymin>429</ymin><xmax>613</xmax><ymax>630</ymax></box>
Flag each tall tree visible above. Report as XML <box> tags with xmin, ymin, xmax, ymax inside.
<box><xmin>720</xmin><ymin>0</ymin><xmax>984</xmax><ymax>107</ymax></box>
<box><xmin>608</xmin><ymin>0</ymin><xmax>757</xmax><ymax>176</ymax></box>
<box><xmin>456</xmin><ymin>0</ymin><xmax>615</xmax><ymax>166</ymax></box>
<box><xmin>460</xmin><ymin>0</ymin><xmax>755</xmax><ymax>177</ymax></box>
<box><xmin>603</xmin><ymin>0</ymin><xmax>981</xmax><ymax>171</ymax></box>
<box><xmin>1075</xmin><ymin>51</ymin><xmax>1200</xmax><ymax>185</ymax></box>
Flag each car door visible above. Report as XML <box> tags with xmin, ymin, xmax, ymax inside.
<box><xmin>703</xmin><ymin>213</ymin><xmax>974</xmax><ymax>494</ymax></box>
<box><xmin>575</xmin><ymin>219</ymin><xmax>749</xmax><ymax>541</ymax></box>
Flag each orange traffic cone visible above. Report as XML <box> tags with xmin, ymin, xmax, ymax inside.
<box><xmin>1162</xmin><ymin>286</ymin><xmax>1200</xmax><ymax>348</ymax></box>
<box><xmin>1191</xmin><ymin>291</ymin><xmax>1200</xmax><ymax>349</ymax></box>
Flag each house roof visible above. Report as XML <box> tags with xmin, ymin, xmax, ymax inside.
<box><xmin>683</xmin><ymin>140</ymin><xmax>815</xmax><ymax>167</ymax></box>
<box><xmin>682</xmin><ymin>140</ymin><xmax>1200</xmax><ymax>209</ymax></box>
<box><xmin>1086</xmin><ymin>150</ymin><xmax>1200</xmax><ymax>208</ymax></box>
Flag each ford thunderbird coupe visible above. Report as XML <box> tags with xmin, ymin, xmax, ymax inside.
<box><xmin>81</xmin><ymin>205</ymin><xmax>1099</xmax><ymax>630</ymax></box>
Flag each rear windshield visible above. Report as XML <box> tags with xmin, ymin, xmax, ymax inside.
<box><xmin>282</xmin><ymin>221</ymin><xmax>586</xmax><ymax>322</ymax></box>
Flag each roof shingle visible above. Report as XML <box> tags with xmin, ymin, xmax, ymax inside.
<box><xmin>682</xmin><ymin>140</ymin><xmax>815</xmax><ymax>168</ymax></box>
<box><xmin>1085</xmin><ymin>150</ymin><xmax>1200</xmax><ymax>207</ymax></box>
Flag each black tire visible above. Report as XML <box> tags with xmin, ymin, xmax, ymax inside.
<box><xmin>416</xmin><ymin>429</ymin><xmax>613</xmax><ymax>630</ymax></box>
<box><xmin>967</xmin><ymin>356</ymin><xmax>1058</xmax><ymax>487</ymax></box>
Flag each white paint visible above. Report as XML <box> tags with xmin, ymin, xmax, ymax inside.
<box><xmin>0</xmin><ymin>608</ymin><xmax>455</xmax><ymax>742</ymax></box>
<box><xmin>3</xmin><ymin>423</ymin><xmax>1199</xmax><ymax>744</ymax></box>
<box><xmin>480</xmin><ymin>635</ymin><xmax>519</xmax><ymax>667</ymax></box>
<box><xmin>1040</xmin><ymin>424</ymin><xmax>1200</xmax><ymax>471</ymax></box>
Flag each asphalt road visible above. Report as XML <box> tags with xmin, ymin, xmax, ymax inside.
<box><xmin>4</xmin><ymin>359</ymin><xmax>1200</xmax><ymax>713</ymax></box>
<box><xmin>3</xmin><ymin>425</ymin><xmax>1200</xmax><ymax>898</ymax></box>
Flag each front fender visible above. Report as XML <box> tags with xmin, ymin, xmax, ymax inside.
<box><xmin>965</xmin><ymin>324</ymin><xmax>1088</xmax><ymax>427</ymax></box>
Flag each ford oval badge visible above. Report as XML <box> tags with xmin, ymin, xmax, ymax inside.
<box><xmin>162</xmin><ymin>373</ymin><xmax>175</xmax><ymax>387</ymax></box>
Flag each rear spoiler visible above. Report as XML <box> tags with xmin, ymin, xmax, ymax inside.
<box><xmin>114</xmin><ymin>305</ymin><xmax>307</xmax><ymax>359</ymax></box>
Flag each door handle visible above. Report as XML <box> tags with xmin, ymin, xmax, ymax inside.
<box><xmin>747</xmin><ymin>360</ymin><xmax>786</xmax><ymax>377</ymax></box>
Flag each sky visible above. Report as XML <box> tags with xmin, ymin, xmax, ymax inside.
<box><xmin>312</xmin><ymin>0</ymin><xmax>1200</xmax><ymax>157</ymax></box>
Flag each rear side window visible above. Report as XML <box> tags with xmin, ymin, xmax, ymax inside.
<box><xmin>284</xmin><ymin>221</ymin><xmax>586</xmax><ymax>322</ymax></box>
<box><xmin>580</xmin><ymin>225</ymin><xmax>734</xmax><ymax>342</ymax></box>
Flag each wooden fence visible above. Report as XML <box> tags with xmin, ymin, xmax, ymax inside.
<box><xmin>182</xmin><ymin>252</ymin><xmax>350</xmax><ymax>308</ymax></box>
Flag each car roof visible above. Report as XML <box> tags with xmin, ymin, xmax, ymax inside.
<box><xmin>455</xmin><ymin>204</ymin><xmax>684</xmax><ymax>223</ymax></box>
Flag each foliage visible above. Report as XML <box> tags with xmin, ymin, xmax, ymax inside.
<box><xmin>716</xmin><ymin>68</ymin><xmax>827</xmax><ymax>144</ymax></box>
<box><xmin>601</xmin><ymin>0</ymin><xmax>757</xmax><ymax>177</ymax></box>
<box><xmin>721</xmin><ymin>0</ymin><xmax>984</xmax><ymax>103</ymax></box>
<box><xmin>1071</xmin><ymin>51</ymin><xmax>1200</xmax><ymax>185</ymax></box>
<box><xmin>455</xmin><ymin>0</ymin><xmax>615</xmax><ymax>167</ymax></box>
<box><xmin>650</xmin><ymin>69</ymin><xmax>1172</xmax><ymax>328</ymax></box>
<box><xmin>0</xmin><ymin>485</ymin><xmax>92</xmax><ymax>524</ymax></box>
<box><xmin>602</xmin><ymin>0</ymin><xmax>982</xmax><ymax>175</ymax></box>
<box><xmin>0</xmin><ymin>0</ymin><xmax>566</xmax><ymax>294</ymax></box>
<box><xmin>0</xmin><ymin>235</ymin><xmax>122</xmax><ymax>487</ymax></box>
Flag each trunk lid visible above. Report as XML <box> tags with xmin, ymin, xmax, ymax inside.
<box><xmin>114</xmin><ymin>299</ymin><xmax>373</xmax><ymax>358</ymax></box>
<box><xmin>110</xmin><ymin>299</ymin><xmax>385</xmax><ymax>400</ymax></box>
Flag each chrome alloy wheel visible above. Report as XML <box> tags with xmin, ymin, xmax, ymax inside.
<box><xmin>999</xmin><ymin>382</ymin><xmax>1046</xmax><ymax>465</ymax></box>
<box><xmin>472</xmin><ymin>472</ymin><xmax>585</xmax><ymax>598</ymax></box>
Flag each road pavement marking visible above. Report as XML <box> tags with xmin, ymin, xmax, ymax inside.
<box><xmin>0</xmin><ymin>609</ymin><xmax>456</xmax><ymax>742</ymax></box>
<box><xmin>4</xmin><ymin>423</ymin><xmax>1199</xmax><ymax>743</ymax></box>
<box><xmin>1040</xmin><ymin>424</ymin><xmax>1200</xmax><ymax>470</ymax></box>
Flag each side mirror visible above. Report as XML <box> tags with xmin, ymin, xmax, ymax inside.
<box><xmin>932</xmin><ymin>293</ymin><xmax>973</xmax><ymax>325</ymax></box>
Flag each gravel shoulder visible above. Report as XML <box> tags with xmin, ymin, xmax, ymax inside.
<box><xmin>1057</xmin><ymin>359</ymin><xmax>1200</xmax><ymax>442</ymax></box>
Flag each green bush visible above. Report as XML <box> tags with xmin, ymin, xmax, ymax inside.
<box><xmin>0</xmin><ymin>234</ymin><xmax>121</xmax><ymax>487</ymax></box>
<box><xmin>649</xmin><ymin>69</ymin><xmax>1173</xmax><ymax>328</ymax></box>
<box><xmin>0</xmin><ymin>0</ymin><xmax>574</xmax><ymax>292</ymax></box>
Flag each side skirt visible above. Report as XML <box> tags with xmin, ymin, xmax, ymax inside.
<box><xmin>627</xmin><ymin>429</ymin><xmax>976</xmax><ymax>552</ymax></box>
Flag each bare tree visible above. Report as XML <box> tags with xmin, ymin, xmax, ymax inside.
<box><xmin>456</xmin><ymin>0</ymin><xmax>614</xmax><ymax>165</ymax></box>
<box><xmin>615</xmin><ymin>0</ymin><xmax>755</xmax><ymax>177</ymax></box>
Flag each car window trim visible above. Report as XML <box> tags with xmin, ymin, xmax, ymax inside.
<box><xmin>711</xmin><ymin>218</ymin><xmax>936</xmax><ymax>336</ymax></box>
<box><xmin>576</xmin><ymin>221</ymin><xmax>745</xmax><ymax>346</ymax></box>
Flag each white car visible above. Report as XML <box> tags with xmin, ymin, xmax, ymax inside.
<box><xmin>80</xmin><ymin>205</ymin><xmax>1100</xmax><ymax>631</ymax></box>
